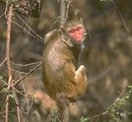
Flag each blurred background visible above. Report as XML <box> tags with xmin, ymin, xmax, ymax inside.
<box><xmin>0</xmin><ymin>0</ymin><xmax>132</xmax><ymax>122</ymax></box>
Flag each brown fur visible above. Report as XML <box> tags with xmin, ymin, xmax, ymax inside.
<box><xmin>42</xmin><ymin>27</ymin><xmax>87</xmax><ymax>101</ymax></box>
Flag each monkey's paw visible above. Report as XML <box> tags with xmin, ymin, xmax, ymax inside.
<box><xmin>77</xmin><ymin>65</ymin><xmax>86</xmax><ymax>75</ymax></box>
<box><xmin>31</xmin><ymin>90</ymin><xmax>43</xmax><ymax>104</ymax></box>
<box><xmin>75</xmin><ymin>65</ymin><xmax>87</xmax><ymax>84</ymax></box>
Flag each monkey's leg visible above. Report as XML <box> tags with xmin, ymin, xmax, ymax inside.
<box><xmin>75</xmin><ymin>65</ymin><xmax>87</xmax><ymax>82</ymax></box>
<box><xmin>74</xmin><ymin>65</ymin><xmax>88</xmax><ymax>96</ymax></box>
<box><xmin>56</xmin><ymin>93</ymin><xmax>69</xmax><ymax>122</ymax></box>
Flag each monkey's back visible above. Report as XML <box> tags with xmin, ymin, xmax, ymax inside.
<box><xmin>42</xmin><ymin>35</ymin><xmax>78</xmax><ymax>100</ymax></box>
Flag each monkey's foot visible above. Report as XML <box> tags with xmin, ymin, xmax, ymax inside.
<box><xmin>30</xmin><ymin>90</ymin><xmax>43</xmax><ymax>104</ymax></box>
<box><xmin>56</xmin><ymin>93</ymin><xmax>70</xmax><ymax>106</ymax></box>
<box><xmin>78</xmin><ymin>65</ymin><xmax>86</xmax><ymax>75</ymax></box>
<box><xmin>75</xmin><ymin>65</ymin><xmax>86</xmax><ymax>79</ymax></box>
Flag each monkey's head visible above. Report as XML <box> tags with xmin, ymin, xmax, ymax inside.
<box><xmin>63</xmin><ymin>20</ymin><xmax>87</xmax><ymax>45</ymax></box>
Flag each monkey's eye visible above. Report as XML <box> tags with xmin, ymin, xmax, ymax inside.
<box><xmin>76</xmin><ymin>27</ymin><xmax>81</xmax><ymax>31</ymax></box>
<box><xmin>68</xmin><ymin>29</ymin><xmax>75</xmax><ymax>33</ymax></box>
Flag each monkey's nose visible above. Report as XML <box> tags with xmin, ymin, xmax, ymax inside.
<box><xmin>75</xmin><ymin>35</ymin><xmax>82</xmax><ymax>41</ymax></box>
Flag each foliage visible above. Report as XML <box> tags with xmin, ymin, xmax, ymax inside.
<box><xmin>80</xmin><ymin>116</ymin><xmax>89</xmax><ymax>122</ymax></box>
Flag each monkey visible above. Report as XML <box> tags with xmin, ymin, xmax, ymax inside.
<box><xmin>42</xmin><ymin>20</ymin><xmax>88</xmax><ymax>121</ymax></box>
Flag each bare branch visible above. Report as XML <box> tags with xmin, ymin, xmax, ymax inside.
<box><xmin>0</xmin><ymin>12</ymin><xmax>5</xmax><ymax>19</ymax></box>
<box><xmin>12</xmin><ymin>63</ymin><xmax>41</xmax><ymax>87</ymax></box>
<box><xmin>89</xmin><ymin>111</ymin><xmax>108</xmax><ymax>122</ymax></box>
<box><xmin>0</xmin><ymin>58</ymin><xmax>7</xmax><ymax>68</ymax></box>
<box><xmin>0</xmin><ymin>111</ymin><xmax>5</xmax><ymax>115</ymax></box>
<box><xmin>11</xmin><ymin>61</ymin><xmax>41</xmax><ymax>67</ymax></box>
<box><xmin>111</xmin><ymin>0</ymin><xmax>130</xmax><ymax>35</ymax></box>
<box><xmin>4</xmin><ymin>13</ymin><xmax>44</xmax><ymax>42</ymax></box>
<box><xmin>13</xmin><ymin>90</ymin><xmax>21</xmax><ymax>122</ymax></box>
<box><xmin>16</xmin><ymin>14</ymin><xmax>44</xmax><ymax>41</ymax></box>
<box><xmin>5</xmin><ymin>4</ymin><xmax>13</xmax><ymax>122</ymax></box>
<box><xmin>60</xmin><ymin>0</ymin><xmax>66</xmax><ymax>26</ymax></box>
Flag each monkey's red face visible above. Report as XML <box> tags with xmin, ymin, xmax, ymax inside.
<box><xmin>68</xmin><ymin>24</ymin><xmax>84</xmax><ymax>43</ymax></box>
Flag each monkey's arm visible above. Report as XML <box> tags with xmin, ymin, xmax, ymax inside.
<box><xmin>44</xmin><ymin>29</ymin><xmax>57</xmax><ymax>44</ymax></box>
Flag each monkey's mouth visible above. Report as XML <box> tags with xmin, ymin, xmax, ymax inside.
<box><xmin>74</xmin><ymin>35</ymin><xmax>83</xmax><ymax>42</ymax></box>
<box><xmin>75</xmin><ymin>37</ymin><xmax>83</xmax><ymax>43</ymax></box>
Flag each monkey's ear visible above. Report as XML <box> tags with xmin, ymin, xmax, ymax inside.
<box><xmin>44</xmin><ymin>29</ymin><xmax>57</xmax><ymax>44</ymax></box>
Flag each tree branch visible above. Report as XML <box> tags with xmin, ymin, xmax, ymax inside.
<box><xmin>5</xmin><ymin>4</ymin><xmax>13</xmax><ymax>122</ymax></box>
<box><xmin>60</xmin><ymin>0</ymin><xmax>66</xmax><ymax>26</ymax></box>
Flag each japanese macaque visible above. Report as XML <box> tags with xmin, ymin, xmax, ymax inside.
<box><xmin>42</xmin><ymin>20</ymin><xmax>88</xmax><ymax>121</ymax></box>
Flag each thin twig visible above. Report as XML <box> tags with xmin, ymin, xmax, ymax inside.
<box><xmin>60</xmin><ymin>0</ymin><xmax>66</xmax><ymax>26</ymax></box>
<box><xmin>0</xmin><ymin>111</ymin><xmax>5</xmax><ymax>115</ymax></box>
<box><xmin>10</xmin><ymin>19</ymin><xmax>37</xmax><ymax>38</ymax></box>
<box><xmin>12</xmin><ymin>63</ymin><xmax>41</xmax><ymax>87</ymax></box>
<box><xmin>12</xmin><ymin>68</ymin><xmax>27</xmax><ymax>74</ymax></box>
<box><xmin>1</xmin><ymin>79</ymin><xmax>26</xmax><ymax>97</ymax></box>
<box><xmin>50</xmin><ymin>16</ymin><xmax>60</xmax><ymax>30</ymax></box>
<box><xmin>89</xmin><ymin>88</ymin><xmax>126</xmax><ymax>121</ymax></box>
<box><xmin>13</xmin><ymin>87</ymin><xmax>26</xmax><ymax>97</ymax></box>
<box><xmin>3</xmin><ymin>1</ymin><xmax>44</xmax><ymax>43</ymax></box>
<box><xmin>11</xmin><ymin>61</ymin><xmax>41</xmax><ymax>67</ymax></box>
<box><xmin>0</xmin><ymin>63</ymin><xmax>41</xmax><ymax>111</ymax></box>
<box><xmin>5</xmin><ymin>4</ymin><xmax>13</xmax><ymax>122</ymax></box>
<box><xmin>0</xmin><ymin>12</ymin><xmax>5</xmax><ymax>19</ymax></box>
<box><xmin>0</xmin><ymin>0</ymin><xmax>44</xmax><ymax>42</ymax></box>
<box><xmin>26</xmin><ymin>102</ymin><xmax>34</xmax><ymax>115</ymax></box>
<box><xmin>0</xmin><ymin>0</ymin><xmax>8</xmax><ymax>19</ymax></box>
<box><xmin>21</xmin><ymin>79</ymin><xmax>30</xmax><ymax>112</ymax></box>
<box><xmin>13</xmin><ymin>90</ymin><xmax>21</xmax><ymax>122</ymax></box>
<box><xmin>64</xmin><ymin>0</ymin><xmax>71</xmax><ymax>22</ymax></box>
<box><xmin>0</xmin><ymin>94</ymin><xmax>7</xmax><ymax>111</ymax></box>
<box><xmin>0</xmin><ymin>58</ymin><xmax>7</xmax><ymax>68</ymax></box>
<box><xmin>4</xmin><ymin>0</ymin><xmax>9</xmax><ymax>18</ymax></box>
<box><xmin>89</xmin><ymin>111</ymin><xmax>108</xmax><ymax>122</ymax></box>
<box><xmin>16</xmin><ymin>14</ymin><xmax>44</xmax><ymax>42</ymax></box>
<box><xmin>4</xmin><ymin>15</ymin><xmax>44</xmax><ymax>43</ymax></box>
<box><xmin>111</xmin><ymin>0</ymin><xmax>130</xmax><ymax>35</ymax></box>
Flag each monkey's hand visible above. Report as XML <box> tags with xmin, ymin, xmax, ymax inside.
<box><xmin>44</xmin><ymin>29</ymin><xmax>57</xmax><ymax>44</ymax></box>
